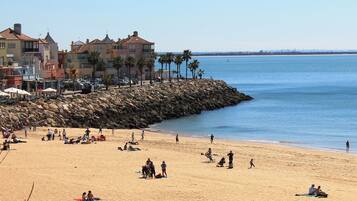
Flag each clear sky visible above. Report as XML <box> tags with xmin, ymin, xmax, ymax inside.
<box><xmin>1</xmin><ymin>0</ymin><xmax>357</xmax><ymax>52</ymax></box>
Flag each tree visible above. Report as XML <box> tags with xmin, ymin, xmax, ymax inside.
<box><xmin>197</xmin><ymin>69</ymin><xmax>205</xmax><ymax>79</ymax></box>
<box><xmin>188</xmin><ymin>59</ymin><xmax>200</xmax><ymax>79</ymax></box>
<box><xmin>174</xmin><ymin>55</ymin><xmax>183</xmax><ymax>81</ymax></box>
<box><xmin>96</xmin><ymin>59</ymin><xmax>106</xmax><ymax>72</ymax></box>
<box><xmin>166</xmin><ymin>52</ymin><xmax>174</xmax><ymax>82</ymax></box>
<box><xmin>158</xmin><ymin>55</ymin><xmax>166</xmax><ymax>83</ymax></box>
<box><xmin>87</xmin><ymin>51</ymin><xmax>100</xmax><ymax>82</ymax></box>
<box><xmin>113</xmin><ymin>56</ymin><xmax>124</xmax><ymax>87</ymax></box>
<box><xmin>182</xmin><ymin>50</ymin><xmax>192</xmax><ymax>80</ymax></box>
<box><xmin>102</xmin><ymin>73</ymin><xmax>112</xmax><ymax>90</ymax></box>
<box><xmin>146</xmin><ymin>58</ymin><xmax>155</xmax><ymax>84</ymax></box>
<box><xmin>137</xmin><ymin>57</ymin><xmax>145</xmax><ymax>86</ymax></box>
<box><xmin>125</xmin><ymin>56</ymin><xmax>136</xmax><ymax>87</ymax></box>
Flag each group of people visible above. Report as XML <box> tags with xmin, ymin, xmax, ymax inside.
<box><xmin>80</xmin><ymin>190</ymin><xmax>97</xmax><ymax>201</ymax></box>
<box><xmin>295</xmin><ymin>184</ymin><xmax>328</xmax><ymax>198</ymax></box>
<box><xmin>141</xmin><ymin>158</ymin><xmax>167</xmax><ymax>179</ymax></box>
<box><xmin>42</xmin><ymin>128</ymin><xmax>66</xmax><ymax>141</ymax></box>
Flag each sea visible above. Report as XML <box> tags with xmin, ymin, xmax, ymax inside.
<box><xmin>151</xmin><ymin>55</ymin><xmax>357</xmax><ymax>152</ymax></box>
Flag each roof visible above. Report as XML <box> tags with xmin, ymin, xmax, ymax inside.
<box><xmin>0</xmin><ymin>28</ymin><xmax>37</xmax><ymax>41</ymax></box>
<box><xmin>73</xmin><ymin>41</ymin><xmax>84</xmax><ymax>46</ymax></box>
<box><xmin>76</xmin><ymin>44</ymin><xmax>90</xmax><ymax>53</ymax></box>
<box><xmin>102</xmin><ymin>34</ymin><xmax>114</xmax><ymax>43</ymax></box>
<box><xmin>118</xmin><ymin>34</ymin><xmax>154</xmax><ymax>46</ymax></box>
<box><xmin>0</xmin><ymin>34</ymin><xmax>4</xmax><ymax>39</ymax></box>
<box><xmin>44</xmin><ymin>32</ymin><xmax>56</xmax><ymax>44</ymax></box>
<box><xmin>38</xmin><ymin>39</ymin><xmax>48</xmax><ymax>44</ymax></box>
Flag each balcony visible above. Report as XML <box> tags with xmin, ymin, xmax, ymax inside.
<box><xmin>23</xmin><ymin>48</ymin><xmax>39</xmax><ymax>53</ymax></box>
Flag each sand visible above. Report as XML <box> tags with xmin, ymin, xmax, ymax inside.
<box><xmin>0</xmin><ymin>127</ymin><xmax>356</xmax><ymax>201</ymax></box>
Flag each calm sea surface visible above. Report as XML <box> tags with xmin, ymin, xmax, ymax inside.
<box><xmin>151</xmin><ymin>55</ymin><xmax>357</xmax><ymax>151</ymax></box>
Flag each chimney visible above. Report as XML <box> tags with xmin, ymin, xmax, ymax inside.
<box><xmin>71</xmin><ymin>41</ymin><xmax>74</xmax><ymax>46</ymax></box>
<box><xmin>14</xmin><ymin>23</ymin><xmax>22</xmax><ymax>35</ymax></box>
<box><xmin>133</xmin><ymin>31</ymin><xmax>138</xmax><ymax>37</ymax></box>
<box><xmin>86</xmin><ymin>39</ymin><xmax>89</xmax><ymax>44</ymax></box>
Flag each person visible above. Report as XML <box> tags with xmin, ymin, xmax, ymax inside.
<box><xmin>24</xmin><ymin>126</ymin><xmax>28</xmax><ymax>138</ymax></box>
<box><xmin>33</xmin><ymin>125</ymin><xmax>37</xmax><ymax>132</ymax></box>
<box><xmin>62</xmin><ymin>129</ymin><xmax>67</xmax><ymax>139</ymax></box>
<box><xmin>227</xmin><ymin>151</ymin><xmax>234</xmax><ymax>169</ymax></box>
<box><xmin>141</xmin><ymin>130</ymin><xmax>145</xmax><ymax>140</ymax></box>
<box><xmin>249</xmin><ymin>158</ymin><xmax>255</xmax><ymax>169</ymax></box>
<box><xmin>81</xmin><ymin>192</ymin><xmax>87</xmax><ymax>201</ymax></box>
<box><xmin>176</xmin><ymin>134</ymin><xmax>179</xmax><ymax>144</ymax></box>
<box><xmin>308</xmin><ymin>184</ymin><xmax>316</xmax><ymax>195</ymax></box>
<box><xmin>87</xmin><ymin>190</ymin><xmax>94</xmax><ymax>201</ymax></box>
<box><xmin>98</xmin><ymin>126</ymin><xmax>102</xmax><ymax>135</ymax></box>
<box><xmin>52</xmin><ymin>129</ymin><xmax>55</xmax><ymax>140</ymax></box>
<box><xmin>112</xmin><ymin>128</ymin><xmax>115</xmax><ymax>135</ymax></box>
<box><xmin>46</xmin><ymin>129</ymin><xmax>52</xmax><ymax>141</ymax></box>
<box><xmin>210</xmin><ymin>134</ymin><xmax>214</xmax><ymax>144</ymax></box>
<box><xmin>131</xmin><ymin>132</ymin><xmax>135</xmax><ymax>142</ymax></box>
<box><xmin>205</xmin><ymin>148</ymin><xmax>214</xmax><ymax>162</ymax></box>
<box><xmin>346</xmin><ymin>140</ymin><xmax>350</xmax><ymax>152</ymax></box>
<box><xmin>150</xmin><ymin>161</ymin><xmax>156</xmax><ymax>178</ymax></box>
<box><xmin>85</xmin><ymin>128</ymin><xmax>90</xmax><ymax>138</ymax></box>
<box><xmin>315</xmin><ymin>186</ymin><xmax>328</xmax><ymax>198</ymax></box>
<box><xmin>217</xmin><ymin>157</ymin><xmax>225</xmax><ymax>167</ymax></box>
<box><xmin>161</xmin><ymin>161</ymin><xmax>167</xmax><ymax>177</ymax></box>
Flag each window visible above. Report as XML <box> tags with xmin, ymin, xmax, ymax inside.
<box><xmin>0</xmin><ymin>42</ymin><xmax>5</xmax><ymax>49</ymax></box>
<box><xmin>8</xmin><ymin>43</ymin><xmax>16</xmax><ymax>49</ymax></box>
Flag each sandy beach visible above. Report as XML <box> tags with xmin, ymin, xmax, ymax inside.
<box><xmin>1</xmin><ymin>128</ymin><xmax>356</xmax><ymax>201</ymax></box>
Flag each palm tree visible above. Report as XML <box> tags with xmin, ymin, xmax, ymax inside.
<box><xmin>125</xmin><ymin>56</ymin><xmax>136</xmax><ymax>87</ymax></box>
<box><xmin>174</xmin><ymin>55</ymin><xmax>183</xmax><ymax>81</ymax></box>
<box><xmin>137</xmin><ymin>57</ymin><xmax>145</xmax><ymax>86</ymax></box>
<box><xmin>113</xmin><ymin>56</ymin><xmax>124</xmax><ymax>87</ymax></box>
<box><xmin>182</xmin><ymin>50</ymin><xmax>192</xmax><ymax>80</ymax></box>
<box><xmin>146</xmin><ymin>58</ymin><xmax>155</xmax><ymax>84</ymax></box>
<box><xmin>188</xmin><ymin>59</ymin><xmax>200</xmax><ymax>79</ymax></box>
<box><xmin>96</xmin><ymin>59</ymin><xmax>106</xmax><ymax>72</ymax></box>
<box><xmin>102</xmin><ymin>72</ymin><xmax>112</xmax><ymax>90</ymax></box>
<box><xmin>158</xmin><ymin>55</ymin><xmax>166</xmax><ymax>83</ymax></box>
<box><xmin>197</xmin><ymin>69</ymin><xmax>205</xmax><ymax>79</ymax></box>
<box><xmin>87</xmin><ymin>51</ymin><xmax>100</xmax><ymax>82</ymax></box>
<box><xmin>166</xmin><ymin>52</ymin><xmax>174</xmax><ymax>82</ymax></box>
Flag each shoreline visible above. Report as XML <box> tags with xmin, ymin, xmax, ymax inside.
<box><xmin>146</xmin><ymin>127</ymin><xmax>357</xmax><ymax>155</ymax></box>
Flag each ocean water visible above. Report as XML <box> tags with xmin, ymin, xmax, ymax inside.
<box><xmin>151</xmin><ymin>55</ymin><xmax>357</xmax><ymax>151</ymax></box>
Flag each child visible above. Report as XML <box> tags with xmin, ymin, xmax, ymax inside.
<box><xmin>161</xmin><ymin>161</ymin><xmax>167</xmax><ymax>177</ymax></box>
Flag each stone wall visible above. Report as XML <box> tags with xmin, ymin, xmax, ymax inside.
<box><xmin>0</xmin><ymin>80</ymin><xmax>252</xmax><ymax>130</ymax></box>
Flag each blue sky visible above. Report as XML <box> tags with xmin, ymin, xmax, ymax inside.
<box><xmin>1</xmin><ymin>0</ymin><xmax>357</xmax><ymax>52</ymax></box>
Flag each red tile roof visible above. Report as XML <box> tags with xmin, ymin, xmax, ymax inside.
<box><xmin>0</xmin><ymin>28</ymin><xmax>37</xmax><ymax>41</ymax></box>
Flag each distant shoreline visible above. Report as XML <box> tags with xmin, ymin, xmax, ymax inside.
<box><xmin>191</xmin><ymin>52</ymin><xmax>357</xmax><ymax>57</ymax></box>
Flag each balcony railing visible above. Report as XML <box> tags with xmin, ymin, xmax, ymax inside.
<box><xmin>23</xmin><ymin>48</ymin><xmax>39</xmax><ymax>52</ymax></box>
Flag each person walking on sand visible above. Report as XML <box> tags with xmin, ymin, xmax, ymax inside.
<box><xmin>227</xmin><ymin>151</ymin><xmax>234</xmax><ymax>169</ymax></box>
<box><xmin>346</xmin><ymin>140</ymin><xmax>350</xmax><ymax>152</ymax></box>
<box><xmin>210</xmin><ymin>134</ymin><xmax>214</xmax><ymax>144</ymax></box>
<box><xmin>24</xmin><ymin>126</ymin><xmax>28</xmax><ymax>138</ymax></box>
<box><xmin>98</xmin><ymin>126</ymin><xmax>102</xmax><ymax>135</ymax></box>
<box><xmin>161</xmin><ymin>161</ymin><xmax>167</xmax><ymax>177</ymax></box>
<box><xmin>249</xmin><ymin>158</ymin><xmax>255</xmax><ymax>169</ymax></box>
<box><xmin>141</xmin><ymin>130</ymin><xmax>145</xmax><ymax>140</ymax></box>
<box><xmin>176</xmin><ymin>134</ymin><xmax>179</xmax><ymax>144</ymax></box>
<box><xmin>131</xmin><ymin>132</ymin><xmax>135</xmax><ymax>142</ymax></box>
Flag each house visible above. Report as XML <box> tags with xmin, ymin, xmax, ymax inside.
<box><xmin>64</xmin><ymin>31</ymin><xmax>155</xmax><ymax>79</ymax></box>
<box><xmin>0</xmin><ymin>24</ymin><xmax>41</xmax><ymax>70</ymax></box>
<box><xmin>0</xmin><ymin>34</ymin><xmax>7</xmax><ymax>66</ymax></box>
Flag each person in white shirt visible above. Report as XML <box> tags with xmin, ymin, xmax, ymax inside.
<box><xmin>308</xmin><ymin>184</ymin><xmax>316</xmax><ymax>195</ymax></box>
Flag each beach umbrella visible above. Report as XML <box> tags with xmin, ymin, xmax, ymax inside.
<box><xmin>4</xmin><ymin>87</ymin><xmax>21</xmax><ymax>94</ymax></box>
<box><xmin>0</xmin><ymin>91</ymin><xmax>10</xmax><ymax>97</ymax></box>
<box><xmin>42</xmin><ymin>88</ymin><xmax>57</xmax><ymax>93</ymax></box>
<box><xmin>17</xmin><ymin>89</ymin><xmax>31</xmax><ymax>96</ymax></box>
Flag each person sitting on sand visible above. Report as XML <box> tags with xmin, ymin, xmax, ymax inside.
<box><xmin>85</xmin><ymin>128</ymin><xmax>90</xmax><ymax>138</ymax></box>
<box><xmin>62</xmin><ymin>129</ymin><xmax>67</xmax><ymax>139</ymax></box>
<box><xmin>161</xmin><ymin>161</ymin><xmax>167</xmax><ymax>177</ymax></box>
<box><xmin>41</xmin><ymin>136</ymin><xmax>45</xmax><ymax>141</ymax></box>
<box><xmin>205</xmin><ymin>148</ymin><xmax>214</xmax><ymax>162</ymax></box>
<box><xmin>315</xmin><ymin>186</ymin><xmax>328</xmax><ymax>198</ymax></box>
<box><xmin>46</xmin><ymin>129</ymin><xmax>52</xmax><ymax>141</ymax></box>
<box><xmin>249</xmin><ymin>158</ymin><xmax>255</xmax><ymax>169</ymax></box>
<box><xmin>87</xmin><ymin>190</ymin><xmax>94</xmax><ymax>201</ymax></box>
<box><xmin>217</xmin><ymin>157</ymin><xmax>226</xmax><ymax>167</ymax></box>
<box><xmin>81</xmin><ymin>192</ymin><xmax>87</xmax><ymax>201</ymax></box>
<box><xmin>2</xmin><ymin>140</ymin><xmax>10</xmax><ymax>150</ymax></box>
<box><xmin>308</xmin><ymin>184</ymin><xmax>316</xmax><ymax>195</ymax></box>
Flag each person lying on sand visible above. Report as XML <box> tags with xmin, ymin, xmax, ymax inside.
<box><xmin>217</xmin><ymin>157</ymin><xmax>226</xmax><ymax>167</ymax></box>
<box><xmin>128</xmin><ymin>145</ymin><xmax>141</xmax><ymax>151</ymax></box>
<box><xmin>118</xmin><ymin>142</ymin><xmax>128</xmax><ymax>151</ymax></box>
<box><xmin>11</xmin><ymin>134</ymin><xmax>26</xmax><ymax>143</ymax></box>
<box><xmin>128</xmin><ymin>141</ymin><xmax>139</xmax><ymax>145</ymax></box>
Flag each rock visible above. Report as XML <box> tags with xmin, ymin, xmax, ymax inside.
<box><xmin>0</xmin><ymin>80</ymin><xmax>252</xmax><ymax>130</ymax></box>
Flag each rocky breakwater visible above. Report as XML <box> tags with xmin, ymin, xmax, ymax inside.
<box><xmin>0</xmin><ymin>80</ymin><xmax>253</xmax><ymax>130</ymax></box>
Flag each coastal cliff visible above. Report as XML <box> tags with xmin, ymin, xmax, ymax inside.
<box><xmin>0</xmin><ymin>80</ymin><xmax>252</xmax><ymax>130</ymax></box>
